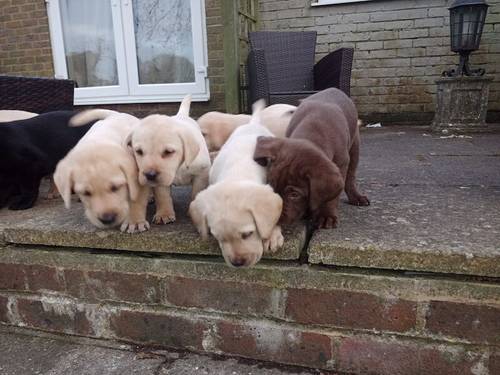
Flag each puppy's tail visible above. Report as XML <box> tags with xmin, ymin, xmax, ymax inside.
<box><xmin>177</xmin><ymin>94</ymin><xmax>192</xmax><ymax>117</ymax></box>
<box><xmin>69</xmin><ymin>109</ymin><xmax>119</xmax><ymax>127</ymax></box>
<box><xmin>249</xmin><ymin>99</ymin><xmax>266</xmax><ymax>126</ymax></box>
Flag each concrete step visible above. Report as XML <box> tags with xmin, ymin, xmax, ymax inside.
<box><xmin>0</xmin><ymin>187</ymin><xmax>306</xmax><ymax>261</ymax></box>
<box><xmin>311</xmin><ymin>128</ymin><xmax>500</xmax><ymax>277</ymax></box>
<box><xmin>1</xmin><ymin>127</ymin><xmax>499</xmax><ymax>277</ymax></box>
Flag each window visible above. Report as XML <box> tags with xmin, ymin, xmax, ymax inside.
<box><xmin>312</xmin><ymin>0</ymin><xmax>375</xmax><ymax>6</ymax></box>
<box><xmin>47</xmin><ymin>0</ymin><xmax>209</xmax><ymax>105</ymax></box>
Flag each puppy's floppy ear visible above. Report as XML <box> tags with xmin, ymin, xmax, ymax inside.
<box><xmin>124</xmin><ymin>132</ymin><xmax>134</xmax><ymax>157</ymax></box>
<box><xmin>189</xmin><ymin>191</ymin><xmax>210</xmax><ymax>239</ymax></box>
<box><xmin>253</xmin><ymin>136</ymin><xmax>281</xmax><ymax>167</ymax></box>
<box><xmin>53</xmin><ymin>158</ymin><xmax>74</xmax><ymax>209</ymax></box>
<box><xmin>177</xmin><ymin>127</ymin><xmax>200</xmax><ymax>167</ymax></box>
<box><xmin>249</xmin><ymin>185</ymin><xmax>283</xmax><ymax>240</ymax></box>
<box><xmin>308</xmin><ymin>161</ymin><xmax>344</xmax><ymax>212</ymax></box>
<box><xmin>117</xmin><ymin>152</ymin><xmax>140</xmax><ymax>201</ymax></box>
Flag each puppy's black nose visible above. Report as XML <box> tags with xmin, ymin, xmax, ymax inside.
<box><xmin>144</xmin><ymin>170</ymin><xmax>158</xmax><ymax>181</ymax></box>
<box><xmin>230</xmin><ymin>258</ymin><xmax>247</xmax><ymax>267</ymax></box>
<box><xmin>99</xmin><ymin>212</ymin><xmax>117</xmax><ymax>225</ymax></box>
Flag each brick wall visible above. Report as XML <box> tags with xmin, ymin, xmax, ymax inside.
<box><xmin>0</xmin><ymin>0</ymin><xmax>226</xmax><ymax>117</ymax></box>
<box><xmin>0</xmin><ymin>247</ymin><xmax>499</xmax><ymax>374</ymax></box>
<box><xmin>0</xmin><ymin>0</ymin><xmax>53</xmax><ymax>77</ymax></box>
<box><xmin>259</xmin><ymin>0</ymin><xmax>500</xmax><ymax>124</ymax></box>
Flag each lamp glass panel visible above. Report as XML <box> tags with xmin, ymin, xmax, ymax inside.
<box><xmin>450</xmin><ymin>5</ymin><xmax>488</xmax><ymax>52</ymax></box>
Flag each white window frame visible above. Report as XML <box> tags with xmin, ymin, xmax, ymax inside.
<box><xmin>312</xmin><ymin>0</ymin><xmax>375</xmax><ymax>6</ymax></box>
<box><xmin>46</xmin><ymin>0</ymin><xmax>210</xmax><ymax>105</ymax></box>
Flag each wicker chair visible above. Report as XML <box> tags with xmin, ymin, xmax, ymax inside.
<box><xmin>246</xmin><ymin>31</ymin><xmax>354</xmax><ymax>108</ymax></box>
<box><xmin>0</xmin><ymin>75</ymin><xmax>75</xmax><ymax>113</ymax></box>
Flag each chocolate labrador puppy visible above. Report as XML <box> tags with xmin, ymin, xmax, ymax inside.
<box><xmin>253</xmin><ymin>88</ymin><xmax>369</xmax><ymax>228</ymax></box>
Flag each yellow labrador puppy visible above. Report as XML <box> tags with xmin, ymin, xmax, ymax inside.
<box><xmin>189</xmin><ymin>102</ymin><xmax>284</xmax><ymax>268</ymax></box>
<box><xmin>54</xmin><ymin>110</ymin><xmax>148</xmax><ymax>233</ymax></box>
<box><xmin>126</xmin><ymin>95</ymin><xmax>210</xmax><ymax>224</ymax></box>
<box><xmin>198</xmin><ymin>103</ymin><xmax>296</xmax><ymax>151</ymax></box>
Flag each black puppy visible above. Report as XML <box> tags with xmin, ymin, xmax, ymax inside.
<box><xmin>0</xmin><ymin>111</ymin><xmax>93</xmax><ymax>210</ymax></box>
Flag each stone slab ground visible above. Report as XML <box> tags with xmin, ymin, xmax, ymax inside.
<box><xmin>0</xmin><ymin>127</ymin><xmax>499</xmax><ymax>374</ymax></box>
<box><xmin>0</xmin><ymin>328</ymin><xmax>325</xmax><ymax>375</ymax></box>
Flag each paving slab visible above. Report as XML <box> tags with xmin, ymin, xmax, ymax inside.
<box><xmin>309</xmin><ymin>127</ymin><xmax>500</xmax><ymax>277</ymax></box>
<box><xmin>0</xmin><ymin>332</ymin><xmax>163</xmax><ymax>375</ymax></box>
<box><xmin>0</xmin><ymin>186</ymin><xmax>305</xmax><ymax>261</ymax></box>
<box><xmin>0</xmin><ymin>330</ymin><xmax>326</xmax><ymax>375</ymax></box>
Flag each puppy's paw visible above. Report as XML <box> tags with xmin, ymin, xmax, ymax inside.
<box><xmin>315</xmin><ymin>214</ymin><xmax>338</xmax><ymax>229</ymax></box>
<box><xmin>348</xmin><ymin>194</ymin><xmax>370</xmax><ymax>206</ymax></box>
<box><xmin>8</xmin><ymin>196</ymin><xmax>36</xmax><ymax>210</ymax></box>
<box><xmin>152</xmin><ymin>212</ymin><xmax>176</xmax><ymax>225</ymax></box>
<box><xmin>264</xmin><ymin>226</ymin><xmax>284</xmax><ymax>253</ymax></box>
<box><xmin>120</xmin><ymin>220</ymin><xmax>150</xmax><ymax>234</ymax></box>
<box><xmin>44</xmin><ymin>192</ymin><xmax>59</xmax><ymax>200</ymax></box>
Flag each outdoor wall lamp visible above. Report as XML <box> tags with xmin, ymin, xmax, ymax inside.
<box><xmin>443</xmin><ymin>0</ymin><xmax>489</xmax><ymax>77</ymax></box>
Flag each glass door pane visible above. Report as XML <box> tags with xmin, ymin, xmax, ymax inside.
<box><xmin>59</xmin><ymin>0</ymin><xmax>119</xmax><ymax>87</ymax></box>
<box><xmin>133</xmin><ymin>0</ymin><xmax>195</xmax><ymax>84</ymax></box>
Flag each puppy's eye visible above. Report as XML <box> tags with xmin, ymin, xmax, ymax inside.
<box><xmin>241</xmin><ymin>231</ymin><xmax>253</xmax><ymax>240</ymax></box>
<box><xmin>83</xmin><ymin>190</ymin><xmax>92</xmax><ymax>197</ymax></box>
<box><xmin>135</xmin><ymin>148</ymin><xmax>143</xmax><ymax>156</ymax></box>
<box><xmin>162</xmin><ymin>149</ymin><xmax>175</xmax><ymax>158</ymax></box>
<box><xmin>288</xmin><ymin>191</ymin><xmax>301</xmax><ymax>200</ymax></box>
<box><xmin>110</xmin><ymin>184</ymin><xmax>120</xmax><ymax>193</ymax></box>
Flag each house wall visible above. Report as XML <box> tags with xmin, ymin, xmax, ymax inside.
<box><xmin>0</xmin><ymin>0</ymin><xmax>226</xmax><ymax>117</ymax></box>
<box><xmin>259</xmin><ymin>0</ymin><xmax>500</xmax><ymax>124</ymax></box>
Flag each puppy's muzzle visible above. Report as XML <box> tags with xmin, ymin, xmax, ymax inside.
<box><xmin>98</xmin><ymin>212</ymin><xmax>118</xmax><ymax>225</ymax></box>
<box><xmin>144</xmin><ymin>170</ymin><xmax>159</xmax><ymax>182</ymax></box>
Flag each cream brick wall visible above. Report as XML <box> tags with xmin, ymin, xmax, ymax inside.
<box><xmin>259</xmin><ymin>0</ymin><xmax>500</xmax><ymax>124</ymax></box>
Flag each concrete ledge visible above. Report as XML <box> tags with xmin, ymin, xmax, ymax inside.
<box><xmin>0</xmin><ymin>187</ymin><xmax>305</xmax><ymax>261</ymax></box>
<box><xmin>309</xmin><ymin>129</ymin><xmax>500</xmax><ymax>277</ymax></box>
<box><xmin>1</xmin><ymin>128</ymin><xmax>498</xmax><ymax>277</ymax></box>
<box><xmin>309</xmin><ymin>185</ymin><xmax>500</xmax><ymax>277</ymax></box>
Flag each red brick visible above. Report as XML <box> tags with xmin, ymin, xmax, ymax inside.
<box><xmin>490</xmin><ymin>352</ymin><xmax>500</xmax><ymax>374</ymax></box>
<box><xmin>0</xmin><ymin>263</ymin><xmax>26</xmax><ymax>290</ymax></box>
<box><xmin>64</xmin><ymin>270</ymin><xmax>161</xmax><ymax>304</ymax></box>
<box><xmin>334</xmin><ymin>336</ymin><xmax>483</xmax><ymax>375</ymax></box>
<box><xmin>25</xmin><ymin>265</ymin><xmax>64</xmax><ymax>292</ymax></box>
<box><xmin>16</xmin><ymin>298</ymin><xmax>93</xmax><ymax>336</ymax></box>
<box><xmin>426</xmin><ymin>301</ymin><xmax>500</xmax><ymax>345</ymax></box>
<box><xmin>0</xmin><ymin>295</ymin><xmax>8</xmax><ymax>323</ymax></box>
<box><xmin>286</xmin><ymin>288</ymin><xmax>416</xmax><ymax>332</ymax></box>
<box><xmin>109</xmin><ymin>310</ymin><xmax>206</xmax><ymax>350</ymax></box>
<box><xmin>165</xmin><ymin>277</ymin><xmax>281</xmax><ymax>316</ymax></box>
<box><xmin>216</xmin><ymin>321</ymin><xmax>332</xmax><ymax>368</ymax></box>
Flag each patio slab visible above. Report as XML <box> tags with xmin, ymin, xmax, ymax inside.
<box><xmin>0</xmin><ymin>186</ymin><xmax>305</xmax><ymax>261</ymax></box>
<box><xmin>308</xmin><ymin>127</ymin><xmax>500</xmax><ymax>277</ymax></box>
<box><xmin>0</xmin><ymin>329</ymin><xmax>318</xmax><ymax>375</ymax></box>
